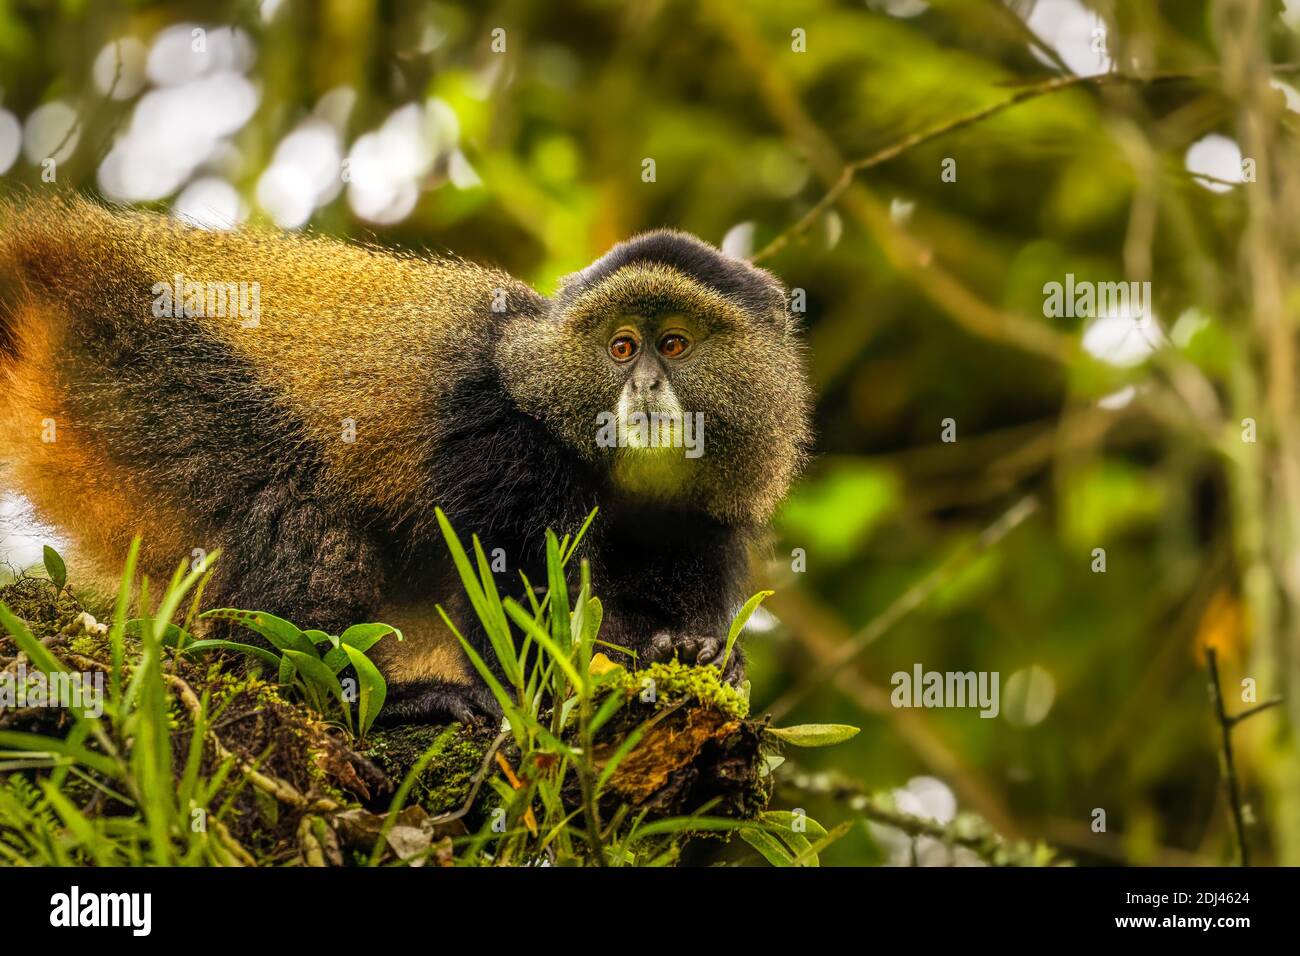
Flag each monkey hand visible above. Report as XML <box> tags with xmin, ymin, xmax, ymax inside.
<box><xmin>643</xmin><ymin>631</ymin><xmax>745</xmax><ymax>685</ymax></box>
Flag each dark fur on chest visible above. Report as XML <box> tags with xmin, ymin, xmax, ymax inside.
<box><xmin>390</xmin><ymin>368</ymin><xmax>753</xmax><ymax>662</ymax></box>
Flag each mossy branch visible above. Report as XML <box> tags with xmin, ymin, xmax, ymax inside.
<box><xmin>780</xmin><ymin>765</ymin><xmax>1065</xmax><ymax>867</ymax></box>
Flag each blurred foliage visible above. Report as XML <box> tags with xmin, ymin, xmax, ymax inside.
<box><xmin>2</xmin><ymin>0</ymin><xmax>1300</xmax><ymax>866</ymax></box>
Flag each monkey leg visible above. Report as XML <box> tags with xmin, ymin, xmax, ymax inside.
<box><xmin>378</xmin><ymin>679</ymin><xmax>501</xmax><ymax>729</ymax></box>
<box><xmin>210</xmin><ymin>483</ymin><xmax>385</xmax><ymax>635</ymax></box>
<box><xmin>365</xmin><ymin>595</ymin><xmax>504</xmax><ymax>728</ymax></box>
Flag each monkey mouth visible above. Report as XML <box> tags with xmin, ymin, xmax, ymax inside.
<box><xmin>597</xmin><ymin>396</ymin><xmax>706</xmax><ymax>467</ymax></box>
<box><xmin>619</xmin><ymin>411</ymin><xmax>680</xmax><ymax>449</ymax></box>
<box><xmin>614</xmin><ymin>384</ymin><xmax>686</xmax><ymax>447</ymax></box>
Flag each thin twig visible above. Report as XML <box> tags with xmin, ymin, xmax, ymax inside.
<box><xmin>986</xmin><ymin>0</ymin><xmax>1072</xmax><ymax>75</ymax></box>
<box><xmin>751</xmin><ymin>64</ymin><xmax>1300</xmax><ymax>264</ymax></box>
<box><xmin>1229</xmin><ymin>697</ymin><xmax>1283</xmax><ymax>726</ymax></box>
<box><xmin>1204</xmin><ymin>647</ymin><xmax>1250</xmax><ymax>866</ymax></box>
<box><xmin>56</xmin><ymin>649</ymin><xmax>327</xmax><ymax>811</ymax></box>
<box><xmin>160</xmin><ymin>666</ymin><xmax>338</xmax><ymax>813</ymax></box>
<box><xmin>427</xmin><ymin>729</ymin><xmax>510</xmax><ymax>825</ymax></box>
<box><xmin>780</xmin><ymin>764</ymin><xmax>1063</xmax><ymax>866</ymax></box>
<box><xmin>42</xmin><ymin>39</ymin><xmax>124</xmax><ymax>175</ymax></box>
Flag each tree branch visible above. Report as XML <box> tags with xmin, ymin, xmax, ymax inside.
<box><xmin>780</xmin><ymin>765</ymin><xmax>1063</xmax><ymax>866</ymax></box>
<box><xmin>1204</xmin><ymin>646</ymin><xmax>1251</xmax><ymax>866</ymax></box>
<box><xmin>751</xmin><ymin>64</ymin><xmax>1300</xmax><ymax>265</ymax></box>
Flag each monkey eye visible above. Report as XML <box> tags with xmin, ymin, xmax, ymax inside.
<box><xmin>609</xmin><ymin>334</ymin><xmax>639</xmax><ymax>362</ymax></box>
<box><xmin>658</xmin><ymin>333</ymin><xmax>690</xmax><ymax>359</ymax></box>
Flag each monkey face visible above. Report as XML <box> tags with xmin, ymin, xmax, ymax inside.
<box><xmin>607</xmin><ymin>314</ymin><xmax>690</xmax><ymax>437</ymax></box>
<box><xmin>499</xmin><ymin>232</ymin><xmax>813</xmax><ymax>524</ymax></box>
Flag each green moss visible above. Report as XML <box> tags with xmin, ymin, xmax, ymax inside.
<box><xmin>362</xmin><ymin>724</ymin><xmax>490</xmax><ymax>815</ymax></box>
<box><xmin>606</xmin><ymin>659</ymin><xmax>749</xmax><ymax>718</ymax></box>
<box><xmin>67</xmin><ymin>628</ymin><xmax>114</xmax><ymax>662</ymax></box>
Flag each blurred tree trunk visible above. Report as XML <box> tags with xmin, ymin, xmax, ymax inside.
<box><xmin>1220</xmin><ymin>0</ymin><xmax>1300</xmax><ymax>864</ymax></box>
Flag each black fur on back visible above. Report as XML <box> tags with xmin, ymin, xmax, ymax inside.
<box><xmin>56</xmin><ymin>286</ymin><xmax>391</xmax><ymax>631</ymax></box>
<box><xmin>61</xmin><ymin>296</ymin><xmax>313</xmax><ymax>533</ymax></box>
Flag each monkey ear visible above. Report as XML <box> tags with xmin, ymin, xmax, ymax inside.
<box><xmin>750</xmin><ymin>265</ymin><xmax>798</xmax><ymax>331</ymax></box>
<box><xmin>718</xmin><ymin>252</ymin><xmax>799</xmax><ymax>332</ymax></box>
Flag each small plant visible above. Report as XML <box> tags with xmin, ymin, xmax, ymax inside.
<box><xmin>427</xmin><ymin>506</ymin><xmax>849</xmax><ymax>865</ymax></box>
<box><xmin>0</xmin><ymin>540</ymin><xmax>245</xmax><ymax>864</ymax></box>
<box><xmin>42</xmin><ymin>545</ymin><xmax>67</xmax><ymax>600</ymax></box>
<box><xmin>175</xmin><ymin>610</ymin><xmax>402</xmax><ymax>738</ymax></box>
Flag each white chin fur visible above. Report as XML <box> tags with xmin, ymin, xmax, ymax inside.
<box><xmin>615</xmin><ymin>381</ymin><xmax>684</xmax><ymax>449</ymax></box>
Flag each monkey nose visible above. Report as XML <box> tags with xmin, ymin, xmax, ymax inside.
<box><xmin>635</xmin><ymin>375</ymin><xmax>663</xmax><ymax>397</ymax></box>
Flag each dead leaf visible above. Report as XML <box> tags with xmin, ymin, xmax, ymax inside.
<box><xmin>596</xmin><ymin>707</ymin><xmax>740</xmax><ymax>804</ymax></box>
<box><xmin>495</xmin><ymin>752</ymin><xmax>538</xmax><ymax>836</ymax></box>
<box><xmin>332</xmin><ymin>805</ymin><xmax>464</xmax><ymax>865</ymax></box>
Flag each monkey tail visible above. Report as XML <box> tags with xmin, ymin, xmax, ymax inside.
<box><xmin>0</xmin><ymin>190</ymin><xmax>94</xmax><ymax>366</ymax></box>
<box><xmin>0</xmin><ymin>193</ymin><xmax>23</xmax><ymax>363</ymax></box>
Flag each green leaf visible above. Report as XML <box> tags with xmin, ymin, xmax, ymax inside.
<box><xmin>788</xmin><ymin>820</ymin><xmax>854</xmax><ymax>867</ymax></box>
<box><xmin>151</xmin><ymin>554</ymin><xmax>219</xmax><ymax>647</ymax></box>
<box><xmin>760</xmin><ymin>809</ymin><xmax>827</xmax><ymax>840</ymax></box>
<box><xmin>579</xmin><ymin>596</ymin><xmax>603</xmax><ymax>657</ymax></box>
<box><xmin>322</xmin><ymin>644</ymin><xmax>349</xmax><ymax>675</ymax></box>
<box><xmin>761</xmin><ymin>753</ymin><xmax>785</xmax><ymax>776</ymax></box>
<box><xmin>439</xmin><ymin>605</ymin><xmax>522</xmax><ymax>739</ymax></box>
<box><xmin>545</xmin><ymin>530</ymin><xmax>571</xmax><ymax>652</ymax></box>
<box><xmin>42</xmin><ymin>545</ymin><xmax>66</xmax><ymax>592</ymax></box>
<box><xmin>107</xmin><ymin>538</ymin><xmax>141</xmax><ymax>720</ymax></box>
<box><xmin>472</xmin><ymin>536</ymin><xmax>514</xmax><ymax>661</ymax></box>
<box><xmin>313</xmin><ymin>633</ymin><xmax>350</xmax><ymax>675</ymax></box>
<box><xmin>42</xmin><ymin>780</ymin><xmax>110</xmax><ymax>866</ymax></box>
<box><xmin>180</xmin><ymin>639</ymin><xmax>282</xmax><ymax>670</ymax></box>
<box><xmin>342</xmin><ymin>644</ymin><xmax>389</xmax><ymax>736</ymax></box>
<box><xmin>130</xmin><ymin>619</ymin><xmax>193</xmax><ymax>647</ymax></box>
<box><xmin>435</xmin><ymin>508</ymin><xmax>520</xmax><ymax>686</ymax></box>
<box><xmin>503</xmin><ymin>598</ymin><xmax>584</xmax><ymax>694</ymax></box>
<box><xmin>0</xmin><ymin>731</ymin><xmax>119</xmax><ymax>779</ymax></box>
<box><xmin>563</xmin><ymin>508</ymin><xmax>598</xmax><ymax>563</ymax></box>
<box><xmin>0</xmin><ymin>601</ymin><xmax>66</xmax><ymax>676</ymax></box>
<box><xmin>627</xmin><ymin>815</ymin><xmax>756</xmax><ymax>841</ymax></box>
<box><xmin>200</xmin><ymin>608</ymin><xmax>314</xmax><ymax>654</ymax></box>
<box><xmin>722</xmin><ymin>589</ymin><xmax>773</xmax><ymax>669</ymax></box>
<box><xmin>766</xmin><ymin>723</ymin><xmax>861</xmax><ymax>747</ymax></box>
<box><xmin>589</xmin><ymin>686</ymin><xmax>626</xmax><ymax>736</ymax></box>
<box><xmin>282</xmin><ymin>650</ymin><xmax>352</xmax><ymax>731</ymax></box>
<box><xmin>339</xmin><ymin>622</ymin><xmax>403</xmax><ymax>655</ymax></box>
<box><xmin>740</xmin><ymin>826</ymin><xmax>796</xmax><ymax>866</ymax></box>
